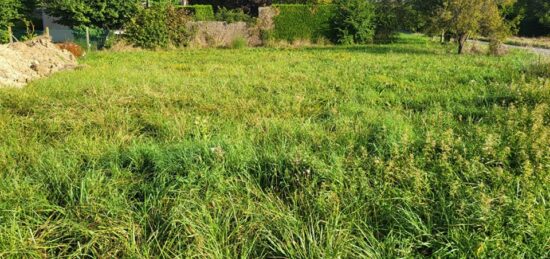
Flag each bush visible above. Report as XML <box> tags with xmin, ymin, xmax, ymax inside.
<box><xmin>125</xmin><ymin>6</ymin><xmax>169</xmax><ymax>49</ymax></box>
<box><xmin>331</xmin><ymin>0</ymin><xmax>376</xmax><ymax>44</ymax></box>
<box><xmin>272</xmin><ymin>4</ymin><xmax>335</xmax><ymax>42</ymax></box>
<box><xmin>230</xmin><ymin>36</ymin><xmax>248</xmax><ymax>49</ymax></box>
<box><xmin>179</xmin><ymin>5</ymin><xmax>215</xmax><ymax>21</ymax></box>
<box><xmin>166</xmin><ymin>6</ymin><xmax>196</xmax><ymax>47</ymax></box>
<box><xmin>0</xmin><ymin>30</ymin><xmax>8</xmax><ymax>44</ymax></box>
<box><xmin>125</xmin><ymin>5</ymin><xmax>195</xmax><ymax>49</ymax></box>
<box><xmin>215</xmin><ymin>7</ymin><xmax>255</xmax><ymax>24</ymax></box>
<box><xmin>56</xmin><ymin>42</ymin><xmax>85</xmax><ymax>57</ymax></box>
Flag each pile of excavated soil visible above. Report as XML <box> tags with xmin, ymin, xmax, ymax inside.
<box><xmin>0</xmin><ymin>36</ymin><xmax>77</xmax><ymax>88</ymax></box>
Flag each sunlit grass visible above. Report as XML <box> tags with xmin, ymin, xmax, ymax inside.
<box><xmin>0</xmin><ymin>34</ymin><xmax>548</xmax><ymax>257</ymax></box>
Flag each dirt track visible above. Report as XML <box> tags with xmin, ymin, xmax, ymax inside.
<box><xmin>470</xmin><ymin>40</ymin><xmax>550</xmax><ymax>56</ymax></box>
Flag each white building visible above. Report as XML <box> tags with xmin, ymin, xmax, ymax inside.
<box><xmin>41</xmin><ymin>11</ymin><xmax>74</xmax><ymax>42</ymax></box>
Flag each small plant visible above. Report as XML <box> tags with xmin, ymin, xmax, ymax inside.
<box><xmin>20</xmin><ymin>19</ymin><xmax>37</xmax><ymax>41</ymax></box>
<box><xmin>230</xmin><ymin>36</ymin><xmax>247</xmax><ymax>49</ymax></box>
<box><xmin>260</xmin><ymin>29</ymin><xmax>273</xmax><ymax>45</ymax></box>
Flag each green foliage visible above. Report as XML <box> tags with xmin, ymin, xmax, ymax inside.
<box><xmin>166</xmin><ymin>6</ymin><xmax>197</xmax><ymax>47</ymax></box>
<box><xmin>273</xmin><ymin>0</ymin><xmax>333</xmax><ymax>3</ymax></box>
<box><xmin>215</xmin><ymin>7</ymin><xmax>255</xmax><ymax>24</ymax></box>
<box><xmin>0</xmin><ymin>30</ymin><xmax>8</xmax><ymax>43</ymax></box>
<box><xmin>180</xmin><ymin>5</ymin><xmax>215</xmax><ymax>21</ymax></box>
<box><xmin>125</xmin><ymin>6</ymin><xmax>169</xmax><ymax>49</ymax></box>
<box><xmin>72</xmin><ymin>26</ymin><xmax>108</xmax><ymax>49</ymax></box>
<box><xmin>125</xmin><ymin>5</ymin><xmax>196</xmax><ymax>49</ymax></box>
<box><xmin>272</xmin><ymin>4</ymin><xmax>335</xmax><ymax>42</ymax></box>
<box><xmin>0</xmin><ymin>0</ymin><xmax>21</xmax><ymax>27</ymax></box>
<box><xmin>331</xmin><ymin>0</ymin><xmax>376</xmax><ymax>44</ymax></box>
<box><xmin>0</xmin><ymin>0</ymin><xmax>21</xmax><ymax>43</ymax></box>
<box><xmin>512</xmin><ymin>0</ymin><xmax>550</xmax><ymax>36</ymax></box>
<box><xmin>230</xmin><ymin>36</ymin><xmax>248</xmax><ymax>48</ymax></box>
<box><xmin>0</xmin><ymin>35</ymin><xmax>548</xmax><ymax>257</ymax></box>
<box><xmin>189</xmin><ymin>0</ymin><xmax>272</xmax><ymax>15</ymax></box>
<box><xmin>374</xmin><ymin>0</ymin><xmax>416</xmax><ymax>43</ymax></box>
<box><xmin>43</xmin><ymin>0</ymin><xmax>141</xmax><ymax>29</ymax></box>
<box><xmin>432</xmin><ymin>0</ymin><xmax>517</xmax><ymax>54</ymax></box>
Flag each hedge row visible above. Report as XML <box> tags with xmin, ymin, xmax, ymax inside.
<box><xmin>271</xmin><ymin>4</ymin><xmax>335</xmax><ymax>42</ymax></box>
<box><xmin>178</xmin><ymin>5</ymin><xmax>215</xmax><ymax>21</ymax></box>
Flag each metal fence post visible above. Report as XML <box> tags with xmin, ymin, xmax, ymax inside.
<box><xmin>86</xmin><ymin>27</ymin><xmax>91</xmax><ymax>52</ymax></box>
<box><xmin>45</xmin><ymin>26</ymin><xmax>50</xmax><ymax>37</ymax></box>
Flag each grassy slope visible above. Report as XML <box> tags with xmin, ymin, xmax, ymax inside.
<box><xmin>0</xmin><ymin>35</ymin><xmax>549</xmax><ymax>257</ymax></box>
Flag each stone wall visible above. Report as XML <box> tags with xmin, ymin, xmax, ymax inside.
<box><xmin>190</xmin><ymin>21</ymin><xmax>264</xmax><ymax>48</ymax></box>
<box><xmin>189</xmin><ymin>9</ymin><xmax>279</xmax><ymax>48</ymax></box>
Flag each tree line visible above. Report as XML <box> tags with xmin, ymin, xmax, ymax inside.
<box><xmin>1</xmin><ymin>0</ymin><xmax>549</xmax><ymax>53</ymax></box>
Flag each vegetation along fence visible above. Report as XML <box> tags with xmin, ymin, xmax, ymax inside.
<box><xmin>9</xmin><ymin>27</ymin><xmax>111</xmax><ymax>51</ymax></box>
<box><xmin>270</xmin><ymin>4</ymin><xmax>335</xmax><ymax>42</ymax></box>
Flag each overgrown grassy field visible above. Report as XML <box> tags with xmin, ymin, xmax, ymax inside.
<box><xmin>1</xmin><ymin>35</ymin><xmax>549</xmax><ymax>257</ymax></box>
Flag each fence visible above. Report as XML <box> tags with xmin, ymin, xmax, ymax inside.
<box><xmin>7</xmin><ymin>26</ymin><xmax>110</xmax><ymax>51</ymax></box>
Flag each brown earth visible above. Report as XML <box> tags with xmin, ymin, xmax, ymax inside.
<box><xmin>0</xmin><ymin>36</ymin><xmax>77</xmax><ymax>88</ymax></box>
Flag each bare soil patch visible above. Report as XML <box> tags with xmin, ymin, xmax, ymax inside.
<box><xmin>0</xmin><ymin>36</ymin><xmax>77</xmax><ymax>88</ymax></box>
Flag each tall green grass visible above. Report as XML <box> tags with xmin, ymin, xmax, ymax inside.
<box><xmin>0</xmin><ymin>35</ymin><xmax>548</xmax><ymax>257</ymax></box>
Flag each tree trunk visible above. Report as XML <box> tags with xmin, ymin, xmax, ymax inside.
<box><xmin>457</xmin><ymin>34</ymin><xmax>468</xmax><ymax>54</ymax></box>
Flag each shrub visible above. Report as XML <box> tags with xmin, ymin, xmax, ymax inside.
<box><xmin>125</xmin><ymin>5</ymin><xmax>195</xmax><ymax>49</ymax></box>
<box><xmin>230</xmin><ymin>36</ymin><xmax>248</xmax><ymax>49</ymax></box>
<box><xmin>0</xmin><ymin>30</ymin><xmax>8</xmax><ymax>43</ymax></box>
<box><xmin>56</xmin><ymin>42</ymin><xmax>85</xmax><ymax>57</ymax></box>
<box><xmin>125</xmin><ymin>6</ymin><xmax>169</xmax><ymax>49</ymax></box>
<box><xmin>179</xmin><ymin>5</ymin><xmax>215</xmax><ymax>21</ymax></box>
<box><xmin>331</xmin><ymin>0</ymin><xmax>376</xmax><ymax>44</ymax></box>
<box><xmin>272</xmin><ymin>4</ymin><xmax>335</xmax><ymax>42</ymax></box>
<box><xmin>215</xmin><ymin>7</ymin><xmax>255</xmax><ymax>24</ymax></box>
<box><xmin>166</xmin><ymin>6</ymin><xmax>196</xmax><ymax>47</ymax></box>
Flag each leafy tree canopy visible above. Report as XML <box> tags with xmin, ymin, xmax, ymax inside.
<box><xmin>43</xmin><ymin>0</ymin><xmax>141</xmax><ymax>29</ymax></box>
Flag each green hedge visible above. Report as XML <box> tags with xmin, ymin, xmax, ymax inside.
<box><xmin>272</xmin><ymin>4</ymin><xmax>335</xmax><ymax>42</ymax></box>
<box><xmin>179</xmin><ymin>5</ymin><xmax>214</xmax><ymax>21</ymax></box>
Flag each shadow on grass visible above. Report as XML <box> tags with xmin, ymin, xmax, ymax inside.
<box><xmin>293</xmin><ymin>44</ymin><xmax>443</xmax><ymax>56</ymax></box>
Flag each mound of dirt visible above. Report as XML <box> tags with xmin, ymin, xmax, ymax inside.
<box><xmin>0</xmin><ymin>36</ymin><xmax>77</xmax><ymax>88</ymax></box>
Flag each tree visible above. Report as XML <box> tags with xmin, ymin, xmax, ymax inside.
<box><xmin>43</xmin><ymin>0</ymin><xmax>141</xmax><ymax>29</ymax></box>
<box><xmin>512</xmin><ymin>0</ymin><xmax>550</xmax><ymax>36</ymax></box>
<box><xmin>410</xmin><ymin>0</ymin><xmax>444</xmax><ymax>34</ymax></box>
<box><xmin>434</xmin><ymin>0</ymin><xmax>516</xmax><ymax>54</ymax></box>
